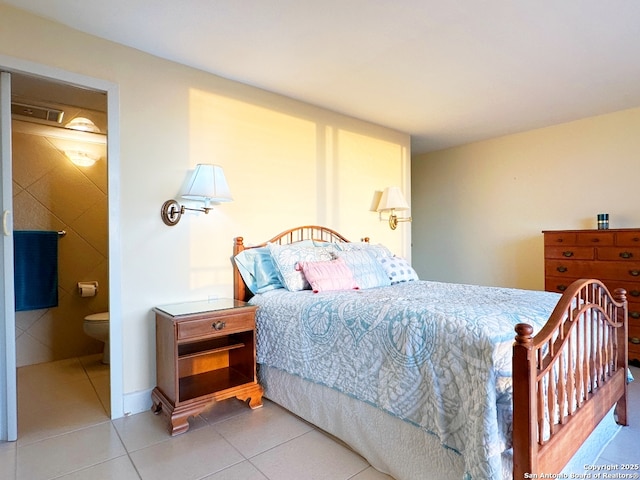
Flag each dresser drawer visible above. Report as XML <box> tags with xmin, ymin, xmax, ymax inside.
<box><xmin>629</xmin><ymin>324</ymin><xmax>640</xmax><ymax>358</ymax></box>
<box><xmin>596</xmin><ymin>247</ymin><xmax>640</xmax><ymax>262</ymax></box>
<box><xmin>574</xmin><ymin>231</ymin><xmax>615</xmax><ymax>246</ymax></box>
<box><xmin>544</xmin><ymin>232</ymin><xmax>576</xmax><ymax>246</ymax></box>
<box><xmin>616</xmin><ymin>231</ymin><xmax>640</xmax><ymax>246</ymax></box>
<box><xmin>545</xmin><ymin>276</ymin><xmax>580</xmax><ymax>293</ymax></box>
<box><xmin>545</xmin><ymin>260</ymin><xmax>640</xmax><ymax>282</ymax></box>
<box><xmin>545</xmin><ymin>246</ymin><xmax>594</xmax><ymax>260</ymax></box>
<box><xmin>177</xmin><ymin>311</ymin><xmax>255</xmax><ymax>341</ymax></box>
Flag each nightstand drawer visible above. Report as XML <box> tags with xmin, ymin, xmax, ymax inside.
<box><xmin>177</xmin><ymin>311</ymin><xmax>255</xmax><ymax>340</ymax></box>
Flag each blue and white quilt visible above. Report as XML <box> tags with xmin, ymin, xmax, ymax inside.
<box><xmin>250</xmin><ymin>280</ymin><xmax>562</xmax><ymax>480</ymax></box>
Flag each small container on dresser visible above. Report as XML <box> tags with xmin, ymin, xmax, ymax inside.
<box><xmin>543</xmin><ymin>228</ymin><xmax>640</xmax><ymax>365</ymax></box>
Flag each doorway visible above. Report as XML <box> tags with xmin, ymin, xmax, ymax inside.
<box><xmin>0</xmin><ymin>60</ymin><xmax>123</xmax><ymax>442</ymax></box>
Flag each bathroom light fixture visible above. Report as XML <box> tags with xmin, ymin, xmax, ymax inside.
<box><xmin>66</xmin><ymin>116</ymin><xmax>100</xmax><ymax>133</ymax></box>
<box><xmin>376</xmin><ymin>186</ymin><xmax>412</xmax><ymax>230</ymax></box>
<box><xmin>65</xmin><ymin>149</ymin><xmax>99</xmax><ymax>167</ymax></box>
<box><xmin>161</xmin><ymin>164</ymin><xmax>233</xmax><ymax>226</ymax></box>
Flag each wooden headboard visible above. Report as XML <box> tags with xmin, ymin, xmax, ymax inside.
<box><xmin>233</xmin><ymin>225</ymin><xmax>365</xmax><ymax>302</ymax></box>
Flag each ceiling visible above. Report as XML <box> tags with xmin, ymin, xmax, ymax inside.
<box><xmin>5</xmin><ymin>0</ymin><xmax>640</xmax><ymax>154</ymax></box>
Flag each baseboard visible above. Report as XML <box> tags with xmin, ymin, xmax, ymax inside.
<box><xmin>122</xmin><ymin>388</ymin><xmax>153</xmax><ymax>417</ymax></box>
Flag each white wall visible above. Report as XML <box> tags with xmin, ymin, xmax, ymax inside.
<box><xmin>412</xmin><ymin>107</ymin><xmax>640</xmax><ymax>290</ymax></box>
<box><xmin>0</xmin><ymin>5</ymin><xmax>411</xmax><ymax>411</ymax></box>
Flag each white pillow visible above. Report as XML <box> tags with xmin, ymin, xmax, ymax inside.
<box><xmin>378</xmin><ymin>256</ymin><xmax>419</xmax><ymax>284</ymax></box>
<box><xmin>268</xmin><ymin>243</ymin><xmax>337</xmax><ymax>291</ymax></box>
<box><xmin>335</xmin><ymin>249</ymin><xmax>391</xmax><ymax>289</ymax></box>
<box><xmin>337</xmin><ymin>242</ymin><xmax>393</xmax><ymax>260</ymax></box>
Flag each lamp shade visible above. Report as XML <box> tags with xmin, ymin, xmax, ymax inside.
<box><xmin>376</xmin><ymin>187</ymin><xmax>409</xmax><ymax>212</ymax></box>
<box><xmin>181</xmin><ymin>164</ymin><xmax>233</xmax><ymax>203</ymax></box>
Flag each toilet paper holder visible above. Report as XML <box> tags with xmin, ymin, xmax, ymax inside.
<box><xmin>78</xmin><ymin>281</ymin><xmax>99</xmax><ymax>297</ymax></box>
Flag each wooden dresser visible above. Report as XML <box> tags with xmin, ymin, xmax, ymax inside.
<box><xmin>543</xmin><ymin>228</ymin><xmax>640</xmax><ymax>363</ymax></box>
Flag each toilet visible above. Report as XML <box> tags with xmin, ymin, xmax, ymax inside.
<box><xmin>83</xmin><ymin>312</ymin><xmax>110</xmax><ymax>364</ymax></box>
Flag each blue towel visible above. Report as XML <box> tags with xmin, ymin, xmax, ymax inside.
<box><xmin>14</xmin><ymin>230</ymin><xmax>59</xmax><ymax>312</ymax></box>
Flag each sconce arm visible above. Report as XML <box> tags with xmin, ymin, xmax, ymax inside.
<box><xmin>379</xmin><ymin>209</ymin><xmax>412</xmax><ymax>230</ymax></box>
<box><xmin>161</xmin><ymin>199</ymin><xmax>213</xmax><ymax>226</ymax></box>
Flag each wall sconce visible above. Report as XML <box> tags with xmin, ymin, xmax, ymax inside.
<box><xmin>161</xmin><ymin>164</ymin><xmax>233</xmax><ymax>226</ymax></box>
<box><xmin>376</xmin><ymin>186</ymin><xmax>412</xmax><ymax>230</ymax></box>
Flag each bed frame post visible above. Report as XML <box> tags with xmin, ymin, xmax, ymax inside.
<box><xmin>613</xmin><ymin>288</ymin><xmax>628</xmax><ymax>426</ymax></box>
<box><xmin>513</xmin><ymin>323</ymin><xmax>537</xmax><ymax>479</ymax></box>
<box><xmin>233</xmin><ymin>236</ymin><xmax>248</xmax><ymax>302</ymax></box>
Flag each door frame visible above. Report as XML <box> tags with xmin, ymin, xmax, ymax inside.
<box><xmin>1</xmin><ymin>71</ymin><xmax>17</xmax><ymax>441</ymax></box>
<box><xmin>0</xmin><ymin>54</ymin><xmax>123</xmax><ymax>427</ymax></box>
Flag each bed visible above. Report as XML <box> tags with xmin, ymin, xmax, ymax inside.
<box><xmin>232</xmin><ymin>225</ymin><xmax>629</xmax><ymax>480</ymax></box>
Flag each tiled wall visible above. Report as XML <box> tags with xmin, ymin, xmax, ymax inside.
<box><xmin>12</xmin><ymin>128</ymin><xmax>109</xmax><ymax>367</ymax></box>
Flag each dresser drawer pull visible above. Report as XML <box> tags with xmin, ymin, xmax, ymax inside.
<box><xmin>556</xmin><ymin>266</ymin><xmax>568</xmax><ymax>273</ymax></box>
<box><xmin>562</xmin><ymin>251</ymin><xmax>574</xmax><ymax>258</ymax></box>
<box><xmin>620</xmin><ymin>251</ymin><xmax>634</xmax><ymax>259</ymax></box>
<box><xmin>591</xmin><ymin>238</ymin><xmax>600</xmax><ymax>243</ymax></box>
<box><xmin>631</xmin><ymin>337</ymin><xmax>640</xmax><ymax>345</ymax></box>
<box><xmin>630</xmin><ymin>270</ymin><xmax>640</xmax><ymax>277</ymax></box>
<box><xmin>212</xmin><ymin>321</ymin><xmax>226</xmax><ymax>331</ymax></box>
<box><xmin>630</xmin><ymin>290</ymin><xmax>640</xmax><ymax>297</ymax></box>
<box><xmin>557</xmin><ymin>284</ymin><xmax>567</xmax><ymax>292</ymax></box>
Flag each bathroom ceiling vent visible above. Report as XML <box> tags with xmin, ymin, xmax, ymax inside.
<box><xmin>11</xmin><ymin>102</ymin><xmax>64</xmax><ymax>124</ymax></box>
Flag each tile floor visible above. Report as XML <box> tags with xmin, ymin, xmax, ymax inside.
<box><xmin>0</xmin><ymin>357</ymin><xmax>638</xmax><ymax>480</ymax></box>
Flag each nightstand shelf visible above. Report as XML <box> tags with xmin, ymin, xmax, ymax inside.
<box><xmin>179</xmin><ymin>368</ymin><xmax>253</xmax><ymax>402</ymax></box>
<box><xmin>151</xmin><ymin>299</ymin><xmax>263</xmax><ymax>435</ymax></box>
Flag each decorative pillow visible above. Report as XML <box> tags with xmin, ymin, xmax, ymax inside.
<box><xmin>268</xmin><ymin>243</ymin><xmax>338</xmax><ymax>291</ymax></box>
<box><xmin>234</xmin><ymin>247</ymin><xmax>283</xmax><ymax>294</ymax></box>
<box><xmin>378</xmin><ymin>256</ymin><xmax>419</xmax><ymax>284</ymax></box>
<box><xmin>335</xmin><ymin>249</ymin><xmax>391</xmax><ymax>289</ymax></box>
<box><xmin>296</xmin><ymin>257</ymin><xmax>359</xmax><ymax>293</ymax></box>
<box><xmin>337</xmin><ymin>242</ymin><xmax>393</xmax><ymax>260</ymax></box>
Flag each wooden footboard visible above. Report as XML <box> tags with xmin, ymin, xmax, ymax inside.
<box><xmin>512</xmin><ymin>278</ymin><xmax>628</xmax><ymax>479</ymax></box>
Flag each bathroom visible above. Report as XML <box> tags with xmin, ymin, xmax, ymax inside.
<box><xmin>11</xmin><ymin>72</ymin><xmax>110</xmax><ymax>413</ymax></box>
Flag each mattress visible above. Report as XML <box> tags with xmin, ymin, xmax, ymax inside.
<box><xmin>250</xmin><ymin>280</ymin><xmax>564</xmax><ymax>479</ymax></box>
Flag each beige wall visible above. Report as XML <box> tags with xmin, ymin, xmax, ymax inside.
<box><xmin>412</xmin><ymin>107</ymin><xmax>640</xmax><ymax>290</ymax></box>
<box><xmin>0</xmin><ymin>5</ymin><xmax>410</xmax><ymax>404</ymax></box>
<box><xmin>12</xmin><ymin>129</ymin><xmax>109</xmax><ymax>366</ymax></box>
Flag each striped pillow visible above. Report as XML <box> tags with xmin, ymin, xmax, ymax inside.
<box><xmin>296</xmin><ymin>257</ymin><xmax>359</xmax><ymax>293</ymax></box>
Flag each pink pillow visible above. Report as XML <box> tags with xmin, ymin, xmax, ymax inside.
<box><xmin>296</xmin><ymin>257</ymin><xmax>359</xmax><ymax>293</ymax></box>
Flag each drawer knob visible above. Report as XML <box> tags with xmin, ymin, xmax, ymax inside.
<box><xmin>631</xmin><ymin>311</ymin><xmax>640</xmax><ymax>319</ymax></box>
<box><xmin>630</xmin><ymin>270</ymin><xmax>640</xmax><ymax>277</ymax></box>
<box><xmin>557</xmin><ymin>266</ymin><xmax>568</xmax><ymax>273</ymax></box>
<box><xmin>631</xmin><ymin>337</ymin><xmax>640</xmax><ymax>345</ymax></box>
<box><xmin>630</xmin><ymin>290</ymin><xmax>640</xmax><ymax>297</ymax></box>
<box><xmin>562</xmin><ymin>251</ymin><xmax>574</xmax><ymax>258</ymax></box>
<box><xmin>212</xmin><ymin>321</ymin><xmax>226</xmax><ymax>331</ymax></box>
<box><xmin>620</xmin><ymin>251</ymin><xmax>633</xmax><ymax>259</ymax></box>
<box><xmin>591</xmin><ymin>238</ymin><xmax>600</xmax><ymax>243</ymax></box>
<box><xmin>557</xmin><ymin>284</ymin><xmax>567</xmax><ymax>292</ymax></box>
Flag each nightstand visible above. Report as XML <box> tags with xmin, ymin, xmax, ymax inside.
<box><xmin>151</xmin><ymin>299</ymin><xmax>263</xmax><ymax>435</ymax></box>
